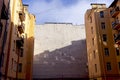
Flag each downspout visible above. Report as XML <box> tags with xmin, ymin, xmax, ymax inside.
<box><xmin>0</xmin><ymin>0</ymin><xmax>10</xmax><ymax>79</ymax></box>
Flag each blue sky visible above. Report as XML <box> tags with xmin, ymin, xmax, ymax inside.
<box><xmin>23</xmin><ymin>0</ymin><xmax>114</xmax><ymax>25</ymax></box>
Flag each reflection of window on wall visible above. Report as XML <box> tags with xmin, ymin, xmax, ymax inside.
<box><xmin>101</xmin><ymin>22</ymin><xmax>105</xmax><ymax>29</ymax></box>
<box><xmin>100</xmin><ymin>11</ymin><xmax>104</xmax><ymax>18</ymax></box>
<box><xmin>0</xmin><ymin>22</ymin><xmax>3</xmax><ymax>38</ymax></box>
<box><xmin>106</xmin><ymin>62</ymin><xmax>112</xmax><ymax>71</ymax></box>
<box><xmin>103</xmin><ymin>34</ymin><xmax>107</xmax><ymax>41</ymax></box>
<box><xmin>116</xmin><ymin>48</ymin><xmax>120</xmax><ymax>56</ymax></box>
<box><xmin>95</xmin><ymin>64</ymin><xmax>97</xmax><ymax>72</ymax></box>
<box><xmin>104</xmin><ymin>48</ymin><xmax>109</xmax><ymax>56</ymax></box>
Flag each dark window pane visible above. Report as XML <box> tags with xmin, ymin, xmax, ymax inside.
<box><xmin>100</xmin><ymin>11</ymin><xmax>104</xmax><ymax>18</ymax></box>
<box><xmin>104</xmin><ymin>48</ymin><xmax>109</xmax><ymax>56</ymax></box>
<box><xmin>101</xmin><ymin>22</ymin><xmax>105</xmax><ymax>29</ymax></box>
<box><xmin>103</xmin><ymin>34</ymin><xmax>107</xmax><ymax>41</ymax></box>
<box><xmin>107</xmin><ymin>62</ymin><xmax>111</xmax><ymax>71</ymax></box>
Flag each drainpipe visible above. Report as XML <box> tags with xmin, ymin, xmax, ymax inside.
<box><xmin>0</xmin><ymin>0</ymin><xmax>10</xmax><ymax>79</ymax></box>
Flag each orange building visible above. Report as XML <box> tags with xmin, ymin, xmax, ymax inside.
<box><xmin>0</xmin><ymin>0</ymin><xmax>35</xmax><ymax>80</ymax></box>
<box><xmin>85</xmin><ymin>2</ymin><xmax>120</xmax><ymax>80</ymax></box>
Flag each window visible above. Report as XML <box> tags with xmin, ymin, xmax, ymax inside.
<box><xmin>18</xmin><ymin>63</ymin><xmax>22</xmax><ymax>72</ymax></box>
<box><xmin>116</xmin><ymin>48</ymin><xmax>120</xmax><ymax>56</ymax></box>
<box><xmin>93</xmin><ymin>50</ymin><xmax>96</xmax><ymax>58</ymax></box>
<box><xmin>114</xmin><ymin>34</ymin><xmax>117</xmax><ymax>42</ymax></box>
<box><xmin>90</xmin><ymin>16</ymin><xmax>92</xmax><ymax>23</ymax></box>
<box><xmin>0</xmin><ymin>22</ymin><xmax>3</xmax><ymax>38</ymax></box>
<box><xmin>100</xmin><ymin>11</ymin><xmax>104</xmax><ymax>18</ymax></box>
<box><xmin>95</xmin><ymin>64</ymin><xmax>97</xmax><ymax>72</ymax></box>
<box><xmin>101</xmin><ymin>22</ymin><xmax>105</xmax><ymax>29</ymax></box>
<box><xmin>92</xmin><ymin>38</ymin><xmax>94</xmax><ymax>45</ymax></box>
<box><xmin>118</xmin><ymin>62</ymin><xmax>120</xmax><ymax>70</ymax></box>
<box><xmin>11</xmin><ymin>58</ymin><xmax>13</xmax><ymax>69</ymax></box>
<box><xmin>20</xmin><ymin>48</ymin><xmax>23</xmax><ymax>57</ymax></box>
<box><xmin>103</xmin><ymin>34</ymin><xmax>107</xmax><ymax>41</ymax></box>
<box><xmin>13</xmin><ymin>61</ymin><xmax>17</xmax><ymax>72</ymax></box>
<box><xmin>91</xmin><ymin>27</ymin><xmax>93</xmax><ymax>34</ymax></box>
<box><xmin>106</xmin><ymin>62</ymin><xmax>111</xmax><ymax>71</ymax></box>
<box><xmin>104</xmin><ymin>48</ymin><xmax>109</xmax><ymax>56</ymax></box>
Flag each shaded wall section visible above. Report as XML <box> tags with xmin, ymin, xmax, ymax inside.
<box><xmin>33</xmin><ymin>24</ymin><xmax>88</xmax><ymax>79</ymax></box>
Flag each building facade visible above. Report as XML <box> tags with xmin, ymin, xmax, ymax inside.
<box><xmin>0</xmin><ymin>0</ymin><xmax>35</xmax><ymax>80</ymax></box>
<box><xmin>85</xmin><ymin>2</ymin><xmax>120</xmax><ymax>80</ymax></box>
<box><xmin>33</xmin><ymin>23</ymin><xmax>88</xmax><ymax>79</ymax></box>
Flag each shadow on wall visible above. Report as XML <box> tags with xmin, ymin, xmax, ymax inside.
<box><xmin>33</xmin><ymin>39</ymin><xmax>88</xmax><ymax>79</ymax></box>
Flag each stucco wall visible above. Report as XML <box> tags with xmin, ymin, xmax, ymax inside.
<box><xmin>33</xmin><ymin>24</ymin><xmax>88</xmax><ymax>79</ymax></box>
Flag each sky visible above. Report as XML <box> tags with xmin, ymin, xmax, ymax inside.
<box><xmin>22</xmin><ymin>0</ymin><xmax>114</xmax><ymax>25</ymax></box>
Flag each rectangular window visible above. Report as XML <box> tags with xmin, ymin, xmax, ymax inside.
<box><xmin>91</xmin><ymin>27</ymin><xmax>93</xmax><ymax>34</ymax></box>
<box><xmin>100</xmin><ymin>11</ymin><xmax>104</xmax><ymax>18</ymax></box>
<box><xmin>0</xmin><ymin>22</ymin><xmax>3</xmax><ymax>38</ymax></box>
<box><xmin>107</xmin><ymin>62</ymin><xmax>111</xmax><ymax>71</ymax></box>
<box><xmin>92</xmin><ymin>38</ymin><xmax>94</xmax><ymax>45</ymax></box>
<box><xmin>93</xmin><ymin>50</ymin><xmax>96</xmax><ymax>58</ymax></box>
<box><xmin>118</xmin><ymin>62</ymin><xmax>120</xmax><ymax>70</ymax></box>
<box><xmin>103</xmin><ymin>34</ymin><xmax>107</xmax><ymax>41</ymax></box>
<box><xmin>116</xmin><ymin>48</ymin><xmax>120</xmax><ymax>56</ymax></box>
<box><xmin>101</xmin><ymin>22</ymin><xmax>105</xmax><ymax>29</ymax></box>
<box><xmin>13</xmin><ymin>61</ymin><xmax>17</xmax><ymax>72</ymax></box>
<box><xmin>20</xmin><ymin>48</ymin><xmax>23</xmax><ymax>57</ymax></box>
<box><xmin>18</xmin><ymin>63</ymin><xmax>22</xmax><ymax>72</ymax></box>
<box><xmin>95</xmin><ymin>64</ymin><xmax>97</xmax><ymax>72</ymax></box>
<box><xmin>90</xmin><ymin>16</ymin><xmax>92</xmax><ymax>23</ymax></box>
<box><xmin>104</xmin><ymin>48</ymin><xmax>109</xmax><ymax>56</ymax></box>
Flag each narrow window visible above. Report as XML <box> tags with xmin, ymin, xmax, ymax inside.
<box><xmin>92</xmin><ymin>38</ymin><xmax>94</xmax><ymax>45</ymax></box>
<box><xmin>91</xmin><ymin>27</ymin><xmax>93</xmax><ymax>34</ymax></box>
<box><xmin>107</xmin><ymin>62</ymin><xmax>111</xmax><ymax>71</ymax></box>
<box><xmin>18</xmin><ymin>63</ymin><xmax>22</xmax><ymax>72</ymax></box>
<box><xmin>116</xmin><ymin>48</ymin><xmax>120</xmax><ymax>56</ymax></box>
<box><xmin>0</xmin><ymin>22</ymin><xmax>3</xmax><ymax>38</ymax></box>
<box><xmin>100</xmin><ymin>11</ymin><xmax>104</xmax><ymax>18</ymax></box>
<box><xmin>101</xmin><ymin>22</ymin><xmax>105</xmax><ymax>29</ymax></box>
<box><xmin>103</xmin><ymin>34</ymin><xmax>107</xmax><ymax>41</ymax></box>
<box><xmin>93</xmin><ymin>50</ymin><xmax>96</xmax><ymax>58</ymax></box>
<box><xmin>104</xmin><ymin>48</ymin><xmax>109</xmax><ymax>56</ymax></box>
<box><xmin>90</xmin><ymin>16</ymin><xmax>92</xmax><ymax>23</ymax></box>
<box><xmin>95</xmin><ymin>64</ymin><xmax>97</xmax><ymax>72</ymax></box>
<box><xmin>20</xmin><ymin>48</ymin><xmax>23</xmax><ymax>57</ymax></box>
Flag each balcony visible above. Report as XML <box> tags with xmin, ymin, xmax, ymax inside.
<box><xmin>110</xmin><ymin>6</ymin><xmax>120</xmax><ymax>17</ymax></box>
<box><xmin>1</xmin><ymin>3</ymin><xmax>9</xmax><ymax>20</ymax></box>
<box><xmin>16</xmin><ymin>37</ymin><xmax>24</xmax><ymax>48</ymax></box>
<box><xmin>18</xmin><ymin>7</ymin><xmax>25</xmax><ymax>21</ymax></box>
<box><xmin>112</xmin><ymin>20</ymin><xmax>120</xmax><ymax>30</ymax></box>
<box><xmin>18</xmin><ymin>23</ymin><xmax>24</xmax><ymax>34</ymax></box>
<box><xmin>115</xmin><ymin>33</ymin><xmax>120</xmax><ymax>45</ymax></box>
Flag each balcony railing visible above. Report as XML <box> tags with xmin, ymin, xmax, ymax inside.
<box><xmin>110</xmin><ymin>6</ymin><xmax>120</xmax><ymax>17</ymax></box>
<box><xmin>18</xmin><ymin>23</ymin><xmax>24</xmax><ymax>34</ymax></box>
<box><xmin>115</xmin><ymin>32</ymin><xmax>120</xmax><ymax>45</ymax></box>
<box><xmin>16</xmin><ymin>37</ymin><xmax>24</xmax><ymax>48</ymax></box>
<box><xmin>112</xmin><ymin>20</ymin><xmax>120</xmax><ymax>30</ymax></box>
